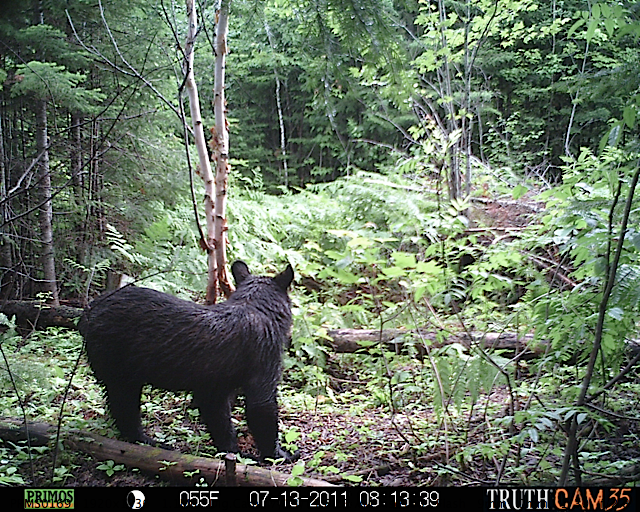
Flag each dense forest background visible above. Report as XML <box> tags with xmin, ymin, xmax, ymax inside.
<box><xmin>0</xmin><ymin>0</ymin><xmax>639</xmax><ymax>488</ymax></box>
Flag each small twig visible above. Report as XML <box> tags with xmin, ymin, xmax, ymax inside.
<box><xmin>584</xmin><ymin>402</ymin><xmax>640</xmax><ymax>422</ymax></box>
<box><xmin>527</xmin><ymin>254</ymin><xmax>577</xmax><ymax>289</ymax></box>
<box><xmin>50</xmin><ymin>340</ymin><xmax>86</xmax><ymax>485</ymax></box>
<box><xmin>586</xmin><ymin>349</ymin><xmax>640</xmax><ymax>403</ymax></box>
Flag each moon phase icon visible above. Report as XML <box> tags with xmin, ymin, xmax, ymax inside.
<box><xmin>127</xmin><ymin>490</ymin><xmax>146</xmax><ymax>509</ymax></box>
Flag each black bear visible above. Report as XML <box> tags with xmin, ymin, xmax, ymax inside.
<box><xmin>79</xmin><ymin>261</ymin><xmax>296</xmax><ymax>461</ymax></box>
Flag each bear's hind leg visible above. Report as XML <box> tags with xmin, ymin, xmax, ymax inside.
<box><xmin>104</xmin><ymin>381</ymin><xmax>154</xmax><ymax>444</ymax></box>
<box><xmin>245</xmin><ymin>384</ymin><xmax>298</xmax><ymax>462</ymax></box>
<box><xmin>198</xmin><ymin>393</ymin><xmax>238</xmax><ymax>454</ymax></box>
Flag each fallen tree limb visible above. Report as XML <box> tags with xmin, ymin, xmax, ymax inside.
<box><xmin>0</xmin><ymin>301</ymin><xmax>82</xmax><ymax>330</ymax></box>
<box><xmin>0</xmin><ymin>418</ymin><xmax>333</xmax><ymax>487</ymax></box>
<box><xmin>578</xmin><ymin>465</ymin><xmax>640</xmax><ymax>487</ymax></box>
<box><xmin>326</xmin><ymin>329</ymin><xmax>544</xmax><ymax>359</ymax></box>
<box><xmin>0</xmin><ymin>300</ymin><xmax>546</xmax><ymax>358</ymax></box>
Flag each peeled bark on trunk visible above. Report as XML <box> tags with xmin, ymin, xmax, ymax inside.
<box><xmin>183</xmin><ymin>0</ymin><xmax>221</xmax><ymax>304</ymax></box>
<box><xmin>274</xmin><ymin>70</ymin><xmax>288</xmax><ymax>186</ymax></box>
<box><xmin>35</xmin><ymin>98</ymin><xmax>59</xmax><ymax>306</ymax></box>
<box><xmin>210</xmin><ymin>0</ymin><xmax>233</xmax><ymax>301</ymax></box>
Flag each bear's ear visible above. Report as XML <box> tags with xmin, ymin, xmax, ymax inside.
<box><xmin>274</xmin><ymin>264</ymin><xmax>294</xmax><ymax>291</ymax></box>
<box><xmin>231</xmin><ymin>260</ymin><xmax>251</xmax><ymax>285</ymax></box>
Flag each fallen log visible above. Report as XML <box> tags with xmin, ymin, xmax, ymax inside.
<box><xmin>0</xmin><ymin>301</ymin><xmax>82</xmax><ymax>330</ymax></box>
<box><xmin>326</xmin><ymin>329</ymin><xmax>544</xmax><ymax>359</ymax></box>
<box><xmin>0</xmin><ymin>418</ymin><xmax>333</xmax><ymax>487</ymax></box>
<box><xmin>0</xmin><ymin>300</ymin><xmax>546</xmax><ymax>358</ymax></box>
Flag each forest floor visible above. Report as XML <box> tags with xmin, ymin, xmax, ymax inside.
<box><xmin>13</xmin><ymin>376</ymin><xmax>640</xmax><ymax>488</ymax></box>
<box><xmin>5</xmin><ymin>195</ymin><xmax>640</xmax><ymax>488</ymax></box>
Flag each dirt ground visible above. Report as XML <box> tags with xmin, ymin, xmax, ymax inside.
<box><xmin>12</xmin><ymin>382</ymin><xmax>640</xmax><ymax>488</ymax></box>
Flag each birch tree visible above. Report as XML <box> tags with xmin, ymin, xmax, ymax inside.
<box><xmin>184</xmin><ymin>0</ymin><xmax>233</xmax><ymax>303</ymax></box>
<box><xmin>209</xmin><ymin>0</ymin><xmax>233</xmax><ymax>300</ymax></box>
<box><xmin>183</xmin><ymin>0</ymin><xmax>229</xmax><ymax>303</ymax></box>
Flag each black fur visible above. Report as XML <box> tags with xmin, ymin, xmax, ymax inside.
<box><xmin>79</xmin><ymin>261</ymin><xmax>296</xmax><ymax>461</ymax></box>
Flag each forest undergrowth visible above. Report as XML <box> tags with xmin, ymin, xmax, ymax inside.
<box><xmin>2</xmin><ymin>157</ymin><xmax>640</xmax><ymax>487</ymax></box>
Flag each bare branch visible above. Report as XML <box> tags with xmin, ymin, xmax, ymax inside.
<box><xmin>65</xmin><ymin>5</ymin><xmax>189</xmax><ymax>131</ymax></box>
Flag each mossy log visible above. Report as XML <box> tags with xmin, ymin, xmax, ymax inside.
<box><xmin>326</xmin><ymin>328</ymin><xmax>544</xmax><ymax>359</ymax></box>
<box><xmin>0</xmin><ymin>418</ymin><xmax>333</xmax><ymax>487</ymax></box>
<box><xmin>0</xmin><ymin>301</ymin><xmax>82</xmax><ymax>330</ymax></box>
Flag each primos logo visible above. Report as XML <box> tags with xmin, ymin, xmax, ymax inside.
<box><xmin>24</xmin><ymin>489</ymin><xmax>75</xmax><ymax>509</ymax></box>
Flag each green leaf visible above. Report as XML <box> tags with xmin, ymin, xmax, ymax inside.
<box><xmin>512</xmin><ymin>184</ymin><xmax>528</xmax><ymax>200</ymax></box>
<box><xmin>586</xmin><ymin>19</ymin><xmax>598</xmax><ymax>42</ymax></box>
<box><xmin>291</xmin><ymin>462</ymin><xmax>305</xmax><ymax>477</ymax></box>
<box><xmin>608</xmin><ymin>123</ymin><xmax>622</xmax><ymax>147</ymax></box>
<box><xmin>607</xmin><ymin>307</ymin><xmax>624</xmax><ymax>320</ymax></box>
<box><xmin>604</xmin><ymin>18</ymin><xmax>615</xmax><ymax>37</ymax></box>
<box><xmin>335</xmin><ymin>256</ymin><xmax>353</xmax><ymax>270</ymax></box>
<box><xmin>382</xmin><ymin>266</ymin><xmax>406</xmax><ymax>278</ymax></box>
<box><xmin>416</xmin><ymin>260</ymin><xmax>441</xmax><ymax>274</ymax></box>
<box><xmin>285</xmin><ymin>429</ymin><xmax>301</xmax><ymax>443</ymax></box>
<box><xmin>286</xmin><ymin>476</ymin><xmax>303</xmax><ymax>486</ymax></box>
<box><xmin>347</xmin><ymin>236</ymin><xmax>373</xmax><ymax>249</ymax></box>
<box><xmin>567</xmin><ymin>19</ymin><xmax>585</xmax><ymax>38</ymax></box>
<box><xmin>392</xmin><ymin>252</ymin><xmax>416</xmax><ymax>269</ymax></box>
<box><xmin>336</xmin><ymin>269</ymin><xmax>360</xmax><ymax>284</ymax></box>
<box><xmin>623</xmin><ymin>106</ymin><xmax>636</xmax><ymax>129</ymax></box>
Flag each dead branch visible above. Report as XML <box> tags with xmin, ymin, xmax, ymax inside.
<box><xmin>326</xmin><ymin>328</ymin><xmax>544</xmax><ymax>359</ymax></box>
<box><xmin>0</xmin><ymin>302</ymin><xmax>547</xmax><ymax>359</ymax></box>
<box><xmin>0</xmin><ymin>301</ymin><xmax>81</xmax><ymax>330</ymax></box>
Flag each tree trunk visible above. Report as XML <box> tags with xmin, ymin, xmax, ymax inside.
<box><xmin>326</xmin><ymin>328</ymin><xmax>545</xmax><ymax>359</ymax></box>
<box><xmin>275</xmin><ymin>74</ymin><xmax>288</xmax><ymax>186</ymax></box>
<box><xmin>0</xmin><ymin>109</ymin><xmax>14</xmax><ymax>300</ymax></box>
<box><xmin>211</xmin><ymin>0</ymin><xmax>233</xmax><ymax>302</ymax></box>
<box><xmin>86</xmin><ymin>118</ymin><xmax>102</xmax><ymax>244</ymax></box>
<box><xmin>437</xmin><ymin>0</ymin><xmax>460</xmax><ymax>201</ymax></box>
<box><xmin>463</xmin><ymin>0</ymin><xmax>472</xmax><ymax>197</ymax></box>
<box><xmin>70</xmin><ymin>113</ymin><xmax>83</xmax><ymax>197</ymax></box>
<box><xmin>70</xmin><ymin>112</ymin><xmax>86</xmax><ymax>265</ymax></box>
<box><xmin>35</xmin><ymin>98</ymin><xmax>59</xmax><ymax>305</ymax></box>
<box><xmin>183</xmin><ymin>0</ymin><xmax>226</xmax><ymax>304</ymax></box>
<box><xmin>264</xmin><ymin>19</ymin><xmax>288</xmax><ymax>187</ymax></box>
